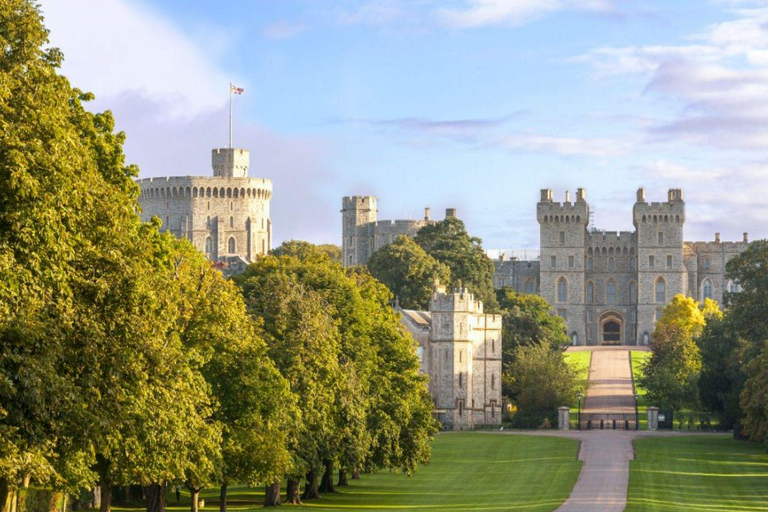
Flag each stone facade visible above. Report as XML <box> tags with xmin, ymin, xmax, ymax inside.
<box><xmin>137</xmin><ymin>148</ymin><xmax>272</xmax><ymax>272</ymax></box>
<box><xmin>495</xmin><ymin>187</ymin><xmax>749</xmax><ymax>346</ymax></box>
<box><xmin>341</xmin><ymin>196</ymin><xmax>457</xmax><ymax>266</ymax></box>
<box><xmin>400</xmin><ymin>285</ymin><xmax>502</xmax><ymax>430</ymax></box>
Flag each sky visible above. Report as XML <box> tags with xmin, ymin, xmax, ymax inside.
<box><xmin>39</xmin><ymin>0</ymin><xmax>768</xmax><ymax>251</ymax></box>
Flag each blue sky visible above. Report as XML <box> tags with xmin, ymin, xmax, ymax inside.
<box><xmin>40</xmin><ymin>0</ymin><xmax>768</xmax><ymax>250</ymax></box>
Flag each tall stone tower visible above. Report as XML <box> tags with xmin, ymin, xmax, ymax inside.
<box><xmin>537</xmin><ymin>188</ymin><xmax>590</xmax><ymax>344</ymax></box>
<box><xmin>633</xmin><ymin>188</ymin><xmax>685</xmax><ymax>341</ymax></box>
<box><xmin>341</xmin><ymin>196</ymin><xmax>378</xmax><ymax>266</ymax></box>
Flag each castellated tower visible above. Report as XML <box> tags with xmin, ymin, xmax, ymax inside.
<box><xmin>633</xmin><ymin>188</ymin><xmax>685</xmax><ymax>342</ymax></box>
<box><xmin>136</xmin><ymin>147</ymin><xmax>272</xmax><ymax>273</ymax></box>
<box><xmin>537</xmin><ymin>188</ymin><xmax>590</xmax><ymax>344</ymax></box>
<box><xmin>427</xmin><ymin>284</ymin><xmax>502</xmax><ymax>430</ymax></box>
<box><xmin>341</xmin><ymin>196</ymin><xmax>378</xmax><ymax>266</ymax></box>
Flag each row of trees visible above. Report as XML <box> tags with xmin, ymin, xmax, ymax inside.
<box><xmin>0</xmin><ymin>3</ymin><xmax>436</xmax><ymax>512</ymax></box>
<box><xmin>641</xmin><ymin>241</ymin><xmax>768</xmax><ymax>446</ymax></box>
<box><xmin>366</xmin><ymin>219</ymin><xmax>580</xmax><ymax>427</ymax></box>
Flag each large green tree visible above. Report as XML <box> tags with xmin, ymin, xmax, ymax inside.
<box><xmin>413</xmin><ymin>217</ymin><xmax>498</xmax><ymax>310</ymax></box>
<box><xmin>367</xmin><ymin>235</ymin><xmax>450</xmax><ymax>310</ymax></box>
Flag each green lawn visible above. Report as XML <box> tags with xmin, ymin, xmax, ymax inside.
<box><xmin>631</xmin><ymin>351</ymin><xmax>651</xmax><ymax>429</ymax></box>
<box><xmin>565</xmin><ymin>350</ymin><xmax>591</xmax><ymax>422</ymax></box>
<box><xmin>626</xmin><ymin>435</ymin><xmax>768</xmax><ymax>511</ymax></box>
<box><xmin>127</xmin><ymin>433</ymin><xmax>581</xmax><ymax>512</ymax></box>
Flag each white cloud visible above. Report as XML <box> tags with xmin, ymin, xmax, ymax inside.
<box><xmin>40</xmin><ymin>0</ymin><xmax>234</xmax><ymax>119</ymax></box>
<box><xmin>501</xmin><ymin>134</ymin><xmax>630</xmax><ymax>156</ymax></box>
<box><xmin>437</xmin><ymin>0</ymin><xmax>615</xmax><ymax>29</ymax></box>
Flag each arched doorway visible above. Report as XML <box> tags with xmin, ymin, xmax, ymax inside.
<box><xmin>599</xmin><ymin>313</ymin><xmax>624</xmax><ymax>346</ymax></box>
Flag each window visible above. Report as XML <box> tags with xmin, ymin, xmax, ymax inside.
<box><xmin>586</xmin><ymin>281</ymin><xmax>594</xmax><ymax>304</ymax></box>
<box><xmin>551</xmin><ymin>255</ymin><xmax>557</xmax><ymax>269</ymax></box>
<box><xmin>667</xmin><ymin>255</ymin><xmax>672</xmax><ymax>268</ymax></box>
<box><xmin>560</xmin><ymin>231</ymin><xmax>565</xmax><ymax>245</ymax></box>
<box><xmin>525</xmin><ymin>279</ymin><xmax>534</xmax><ymax>294</ymax></box>
<box><xmin>658</xmin><ymin>232</ymin><xmax>664</xmax><ymax>245</ymax></box>
<box><xmin>459</xmin><ymin>350</ymin><xmax>462</xmax><ymax>363</ymax></box>
<box><xmin>459</xmin><ymin>400</ymin><xmax>463</xmax><ymax>416</ymax></box>
<box><xmin>228</xmin><ymin>237</ymin><xmax>236</xmax><ymax>253</ymax></box>
<box><xmin>630</xmin><ymin>257</ymin><xmax>636</xmax><ymax>270</ymax></box>
<box><xmin>587</xmin><ymin>310</ymin><xmax>594</xmax><ymax>323</ymax></box>
<box><xmin>607</xmin><ymin>280</ymin><xmax>617</xmax><ymax>304</ymax></box>
<box><xmin>568</xmin><ymin>255</ymin><xmax>574</xmax><ymax>268</ymax></box>
<box><xmin>608</xmin><ymin>257</ymin><xmax>615</xmax><ymax>270</ymax></box>
<box><xmin>459</xmin><ymin>373</ymin><xmax>463</xmax><ymax>388</ymax></box>
<box><xmin>703</xmin><ymin>257</ymin><xmax>711</xmax><ymax>270</ymax></box>
<box><xmin>491</xmin><ymin>374</ymin><xmax>495</xmax><ymax>389</ymax></box>
<box><xmin>587</xmin><ymin>257</ymin><xmax>593</xmax><ymax>270</ymax></box>
<box><xmin>557</xmin><ymin>277</ymin><xmax>567</xmax><ymax>303</ymax></box>
<box><xmin>205</xmin><ymin>236</ymin><xmax>212</xmax><ymax>254</ymax></box>
<box><xmin>655</xmin><ymin>277</ymin><xmax>666</xmax><ymax>303</ymax></box>
<box><xmin>649</xmin><ymin>255</ymin><xmax>655</xmax><ymax>269</ymax></box>
<box><xmin>229</xmin><ymin>216</ymin><xmax>234</xmax><ymax>228</ymax></box>
<box><xmin>655</xmin><ymin>309</ymin><xmax>663</xmax><ymax>322</ymax></box>
<box><xmin>702</xmin><ymin>279</ymin><xmax>713</xmax><ymax>301</ymax></box>
<box><xmin>629</xmin><ymin>281</ymin><xmax>637</xmax><ymax>304</ymax></box>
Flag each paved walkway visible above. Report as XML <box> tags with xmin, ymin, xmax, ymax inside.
<box><xmin>582</xmin><ymin>349</ymin><xmax>636</xmax><ymax>415</ymax></box>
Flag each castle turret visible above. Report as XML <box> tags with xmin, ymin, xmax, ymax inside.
<box><xmin>212</xmin><ymin>148</ymin><xmax>249</xmax><ymax>178</ymax></box>
<box><xmin>537</xmin><ymin>188</ymin><xmax>590</xmax><ymax>344</ymax></box>
<box><xmin>341</xmin><ymin>196</ymin><xmax>378</xmax><ymax>267</ymax></box>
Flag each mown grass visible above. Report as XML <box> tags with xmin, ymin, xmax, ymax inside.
<box><xmin>116</xmin><ymin>433</ymin><xmax>581</xmax><ymax>512</ymax></box>
<box><xmin>626</xmin><ymin>435</ymin><xmax>768</xmax><ymax>511</ymax></box>
<box><xmin>631</xmin><ymin>350</ymin><xmax>651</xmax><ymax>429</ymax></box>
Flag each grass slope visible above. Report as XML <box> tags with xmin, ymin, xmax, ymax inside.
<box><xmin>144</xmin><ymin>433</ymin><xmax>581</xmax><ymax>512</ymax></box>
<box><xmin>631</xmin><ymin>351</ymin><xmax>651</xmax><ymax>429</ymax></box>
<box><xmin>627</xmin><ymin>435</ymin><xmax>768</xmax><ymax>511</ymax></box>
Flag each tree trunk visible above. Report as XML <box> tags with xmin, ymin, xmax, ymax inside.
<box><xmin>16</xmin><ymin>476</ymin><xmax>30</xmax><ymax>512</ymax></box>
<box><xmin>337</xmin><ymin>469</ymin><xmax>348</xmax><ymax>487</ymax></box>
<box><xmin>301</xmin><ymin>471</ymin><xmax>320</xmax><ymax>500</ymax></box>
<box><xmin>188</xmin><ymin>489</ymin><xmax>199</xmax><ymax>512</ymax></box>
<box><xmin>218</xmin><ymin>484</ymin><xmax>227</xmax><ymax>512</ymax></box>
<box><xmin>263</xmin><ymin>483</ymin><xmax>280</xmax><ymax>507</ymax></box>
<box><xmin>145</xmin><ymin>484</ymin><xmax>165</xmax><ymax>512</ymax></box>
<box><xmin>0</xmin><ymin>478</ymin><xmax>9</xmax><ymax>512</ymax></box>
<box><xmin>285</xmin><ymin>480</ymin><xmax>301</xmax><ymax>505</ymax></box>
<box><xmin>99</xmin><ymin>483</ymin><xmax>112</xmax><ymax>512</ymax></box>
<box><xmin>319</xmin><ymin>461</ymin><xmax>335</xmax><ymax>494</ymax></box>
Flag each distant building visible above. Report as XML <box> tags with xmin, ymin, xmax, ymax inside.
<box><xmin>494</xmin><ymin>188</ymin><xmax>748</xmax><ymax>346</ymax></box>
<box><xmin>400</xmin><ymin>284</ymin><xmax>502</xmax><ymax>430</ymax></box>
<box><xmin>341</xmin><ymin>196</ymin><xmax>457</xmax><ymax>266</ymax></box>
<box><xmin>136</xmin><ymin>148</ymin><xmax>272</xmax><ymax>274</ymax></box>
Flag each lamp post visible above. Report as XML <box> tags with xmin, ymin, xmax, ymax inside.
<box><xmin>577</xmin><ymin>392</ymin><xmax>582</xmax><ymax>430</ymax></box>
<box><xmin>634</xmin><ymin>393</ymin><xmax>639</xmax><ymax>431</ymax></box>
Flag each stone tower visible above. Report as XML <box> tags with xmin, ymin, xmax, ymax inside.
<box><xmin>537</xmin><ymin>188</ymin><xmax>590</xmax><ymax>344</ymax></box>
<box><xmin>632</xmin><ymin>188</ymin><xmax>685</xmax><ymax>342</ymax></box>
<box><xmin>341</xmin><ymin>195</ymin><xmax>378</xmax><ymax>266</ymax></box>
<box><xmin>212</xmin><ymin>148</ymin><xmax>249</xmax><ymax>178</ymax></box>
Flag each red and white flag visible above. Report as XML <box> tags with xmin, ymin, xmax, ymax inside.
<box><xmin>230</xmin><ymin>84</ymin><xmax>244</xmax><ymax>94</ymax></box>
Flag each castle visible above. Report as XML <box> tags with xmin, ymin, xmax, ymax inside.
<box><xmin>342</xmin><ymin>188</ymin><xmax>749</xmax><ymax>346</ymax></box>
<box><xmin>341</xmin><ymin>196</ymin><xmax>457</xmax><ymax>267</ymax></box>
<box><xmin>136</xmin><ymin>148</ymin><xmax>272</xmax><ymax>273</ymax></box>
<box><xmin>400</xmin><ymin>284</ymin><xmax>502</xmax><ymax>430</ymax></box>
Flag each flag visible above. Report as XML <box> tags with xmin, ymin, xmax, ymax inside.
<box><xmin>230</xmin><ymin>84</ymin><xmax>244</xmax><ymax>94</ymax></box>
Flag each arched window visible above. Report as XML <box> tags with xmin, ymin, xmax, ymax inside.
<box><xmin>586</xmin><ymin>281</ymin><xmax>594</xmax><ymax>304</ymax></box>
<box><xmin>655</xmin><ymin>277</ymin><xmax>666</xmax><ymax>303</ymax></box>
<box><xmin>525</xmin><ymin>279</ymin><xmax>534</xmax><ymax>294</ymax></box>
<box><xmin>557</xmin><ymin>277</ymin><xmax>568</xmax><ymax>303</ymax></box>
<box><xmin>228</xmin><ymin>237</ymin><xmax>236</xmax><ymax>254</ymax></box>
<box><xmin>728</xmin><ymin>280</ymin><xmax>741</xmax><ymax>293</ymax></box>
<box><xmin>630</xmin><ymin>257</ymin><xmax>636</xmax><ymax>270</ymax></box>
<box><xmin>205</xmin><ymin>236</ymin><xmax>212</xmax><ymax>254</ymax></box>
<box><xmin>607</xmin><ymin>280</ymin><xmax>617</xmax><ymax>304</ymax></box>
<box><xmin>229</xmin><ymin>216</ymin><xmax>234</xmax><ymax>228</ymax></box>
<box><xmin>608</xmin><ymin>257</ymin><xmax>615</xmax><ymax>270</ymax></box>
<box><xmin>629</xmin><ymin>281</ymin><xmax>637</xmax><ymax>304</ymax></box>
<box><xmin>587</xmin><ymin>257</ymin><xmax>593</xmax><ymax>270</ymax></box>
<box><xmin>702</xmin><ymin>279</ymin><xmax>713</xmax><ymax>301</ymax></box>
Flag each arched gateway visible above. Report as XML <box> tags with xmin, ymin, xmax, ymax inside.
<box><xmin>599</xmin><ymin>312</ymin><xmax>623</xmax><ymax>346</ymax></box>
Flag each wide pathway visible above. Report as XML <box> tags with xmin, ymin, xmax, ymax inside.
<box><xmin>581</xmin><ymin>348</ymin><xmax>636</xmax><ymax>415</ymax></box>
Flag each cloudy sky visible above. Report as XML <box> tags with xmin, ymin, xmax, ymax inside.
<box><xmin>40</xmin><ymin>0</ymin><xmax>768</xmax><ymax>250</ymax></box>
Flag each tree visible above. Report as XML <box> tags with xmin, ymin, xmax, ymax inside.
<box><xmin>316</xmin><ymin>244</ymin><xmax>342</xmax><ymax>264</ymax></box>
<box><xmin>725</xmin><ymin>240</ymin><xmax>768</xmax><ymax>346</ymax></box>
<box><xmin>413</xmin><ymin>217</ymin><xmax>498</xmax><ymax>310</ymax></box>
<box><xmin>507</xmin><ymin>343</ymin><xmax>582</xmax><ymax>428</ymax></box>
<box><xmin>740</xmin><ymin>342</ymin><xmax>768</xmax><ymax>446</ymax></box>
<box><xmin>367</xmin><ymin>236</ymin><xmax>451</xmax><ymax>310</ymax></box>
<box><xmin>640</xmin><ymin>295</ymin><xmax>717</xmax><ymax>410</ymax></box>
<box><xmin>496</xmin><ymin>288</ymin><xmax>569</xmax><ymax>399</ymax></box>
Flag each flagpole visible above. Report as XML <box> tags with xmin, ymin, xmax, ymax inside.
<box><xmin>228</xmin><ymin>83</ymin><xmax>233</xmax><ymax>149</ymax></box>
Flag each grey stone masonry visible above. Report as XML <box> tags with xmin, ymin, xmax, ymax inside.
<box><xmin>137</xmin><ymin>148</ymin><xmax>272</xmax><ymax>272</ymax></box>
<box><xmin>493</xmin><ymin>187</ymin><xmax>749</xmax><ymax>346</ymax></box>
